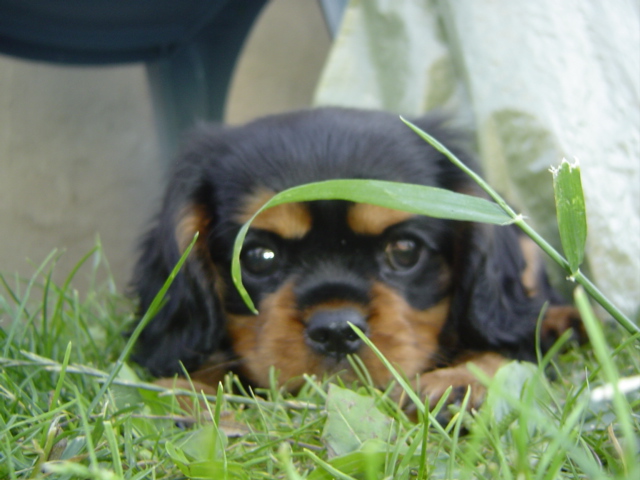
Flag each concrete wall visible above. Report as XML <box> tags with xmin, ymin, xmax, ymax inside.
<box><xmin>0</xmin><ymin>0</ymin><xmax>330</xmax><ymax>292</ymax></box>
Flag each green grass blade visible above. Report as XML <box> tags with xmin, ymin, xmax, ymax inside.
<box><xmin>401</xmin><ymin>117</ymin><xmax>519</xmax><ymax>217</ymax></box>
<box><xmin>575</xmin><ymin>287</ymin><xmax>638</xmax><ymax>478</ymax></box>
<box><xmin>102</xmin><ymin>420</ymin><xmax>124</xmax><ymax>478</ymax></box>
<box><xmin>304</xmin><ymin>448</ymin><xmax>358</xmax><ymax>480</ymax></box>
<box><xmin>347</xmin><ymin>323</ymin><xmax>456</xmax><ymax>445</ymax></box>
<box><xmin>231</xmin><ymin>179</ymin><xmax>512</xmax><ymax>312</ymax></box>
<box><xmin>87</xmin><ymin>233</ymin><xmax>198</xmax><ymax>415</ymax></box>
<box><xmin>551</xmin><ymin>159</ymin><xmax>587</xmax><ymax>275</ymax></box>
<box><xmin>262</xmin><ymin>179</ymin><xmax>512</xmax><ymax>224</ymax></box>
<box><xmin>2</xmin><ymin>249</ymin><xmax>58</xmax><ymax>357</ymax></box>
<box><xmin>51</xmin><ymin>246</ymin><xmax>99</xmax><ymax>328</ymax></box>
<box><xmin>49</xmin><ymin>341</ymin><xmax>72</xmax><ymax>410</ymax></box>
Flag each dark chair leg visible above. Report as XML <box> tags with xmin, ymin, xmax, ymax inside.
<box><xmin>146</xmin><ymin>0</ymin><xmax>268</xmax><ymax>163</ymax></box>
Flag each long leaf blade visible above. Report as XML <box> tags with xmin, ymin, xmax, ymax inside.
<box><xmin>231</xmin><ymin>179</ymin><xmax>512</xmax><ymax>311</ymax></box>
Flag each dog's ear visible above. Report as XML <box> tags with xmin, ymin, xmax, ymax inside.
<box><xmin>446</xmin><ymin>223</ymin><xmax>546</xmax><ymax>360</ymax></box>
<box><xmin>130</xmin><ymin>181</ymin><xmax>224</xmax><ymax>377</ymax></box>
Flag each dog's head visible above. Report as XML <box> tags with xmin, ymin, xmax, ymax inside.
<box><xmin>131</xmin><ymin>108</ymin><xmax>551</xmax><ymax>388</ymax></box>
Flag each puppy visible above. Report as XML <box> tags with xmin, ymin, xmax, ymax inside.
<box><xmin>131</xmin><ymin>108</ymin><xmax>579</xmax><ymax>412</ymax></box>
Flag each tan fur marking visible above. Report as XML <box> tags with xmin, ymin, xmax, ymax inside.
<box><xmin>236</xmin><ymin>189</ymin><xmax>312</xmax><ymax>239</ymax></box>
<box><xmin>235</xmin><ymin>189</ymin><xmax>274</xmax><ymax>223</ymax></box>
<box><xmin>362</xmin><ymin>283</ymin><xmax>449</xmax><ymax>386</ymax></box>
<box><xmin>225</xmin><ymin>281</ymin><xmax>450</xmax><ymax>391</ymax></box>
<box><xmin>519</xmin><ymin>235</ymin><xmax>542</xmax><ymax>297</ymax></box>
<box><xmin>175</xmin><ymin>204</ymin><xmax>210</xmax><ymax>253</ymax></box>
<box><xmin>226</xmin><ymin>283</ymin><xmax>322</xmax><ymax>390</ymax></box>
<box><xmin>541</xmin><ymin>305</ymin><xmax>585</xmax><ymax>345</ymax></box>
<box><xmin>174</xmin><ymin>203</ymin><xmax>226</xmax><ymax>299</ymax></box>
<box><xmin>347</xmin><ymin>204</ymin><xmax>414</xmax><ymax>236</ymax></box>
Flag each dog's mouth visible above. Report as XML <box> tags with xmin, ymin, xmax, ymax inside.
<box><xmin>225</xmin><ymin>281</ymin><xmax>449</xmax><ymax>391</ymax></box>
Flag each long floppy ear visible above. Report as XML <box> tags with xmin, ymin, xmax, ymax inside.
<box><xmin>446</xmin><ymin>223</ymin><xmax>547</xmax><ymax>361</ymax></box>
<box><xmin>130</xmin><ymin>183</ymin><xmax>224</xmax><ymax>377</ymax></box>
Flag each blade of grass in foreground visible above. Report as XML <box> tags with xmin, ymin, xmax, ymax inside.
<box><xmin>576</xmin><ymin>287</ymin><xmax>639</xmax><ymax>478</ymax></box>
<box><xmin>87</xmin><ymin>233</ymin><xmax>198</xmax><ymax>415</ymax></box>
<box><xmin>231</xmin><ymin>179</ymin><xmax>512</xmax><ymax>312</ymax></box>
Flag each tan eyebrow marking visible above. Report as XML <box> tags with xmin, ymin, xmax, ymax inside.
<box><xmin>235</xmin><ymin>189</ymin><xmax>312</xmax><ymax>239</ymax></box>
<box><xmin>347</xmin><ymin>203</ymin><xmax>414</xmax><ymax>235</ymax></box>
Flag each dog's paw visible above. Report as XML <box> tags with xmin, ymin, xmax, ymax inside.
<box><xmin>404</xmin><ymin>352</ymin><xmax>506</xmax><ymax>423</ymax></box>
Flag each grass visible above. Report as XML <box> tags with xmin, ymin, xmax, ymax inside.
<box><xmin>1</xmin><ymin>241</ymin><xmax>638</xmax><ymax>480</ymax></box>
<box><xmin>1</xmin><ymin>122</ymin><xmax>638</xmax><ymax>479</ymax></box>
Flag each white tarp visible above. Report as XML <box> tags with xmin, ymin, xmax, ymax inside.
<box><xmin>314</xmin><ymin>0</ymin><xmax>640</xmax><ymax>320</ymax></box>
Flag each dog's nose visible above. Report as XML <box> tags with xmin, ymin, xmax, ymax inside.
<box><xmin>305</xmin><ymin>308</ymin><xmax>368</xmax><ymax>359</ymax></box>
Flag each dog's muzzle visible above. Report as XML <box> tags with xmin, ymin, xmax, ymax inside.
<box><xmin>305</xmin><ymin>308</ymin><xmax>368</xmax><ymax>359</ymax></box>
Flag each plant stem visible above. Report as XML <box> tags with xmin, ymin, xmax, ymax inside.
<box><xmin>574</xmin><ymin>272</ymin><xmax>639</xmax><ymax>335</ymax></box>
<box><xmin>516</xmin><ymin>219</ymin><xmax>639</xmax><ymax>334</ymax></box>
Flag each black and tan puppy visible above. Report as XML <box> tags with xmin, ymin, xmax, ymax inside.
<box><xmin>131</xmin><ymin>108</ymin><xmax>579</xmax><ymax>411</ymax></box>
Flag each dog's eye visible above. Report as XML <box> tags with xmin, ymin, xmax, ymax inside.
<box><xmin>385</xmin><ymin>238</ymin><xmax>423</xmax><ymax>271</ymax></box>
<box><xmin>242</xmin><ymin>246</ymin><xmax>278</xmax><ymax>276</ymax></box>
